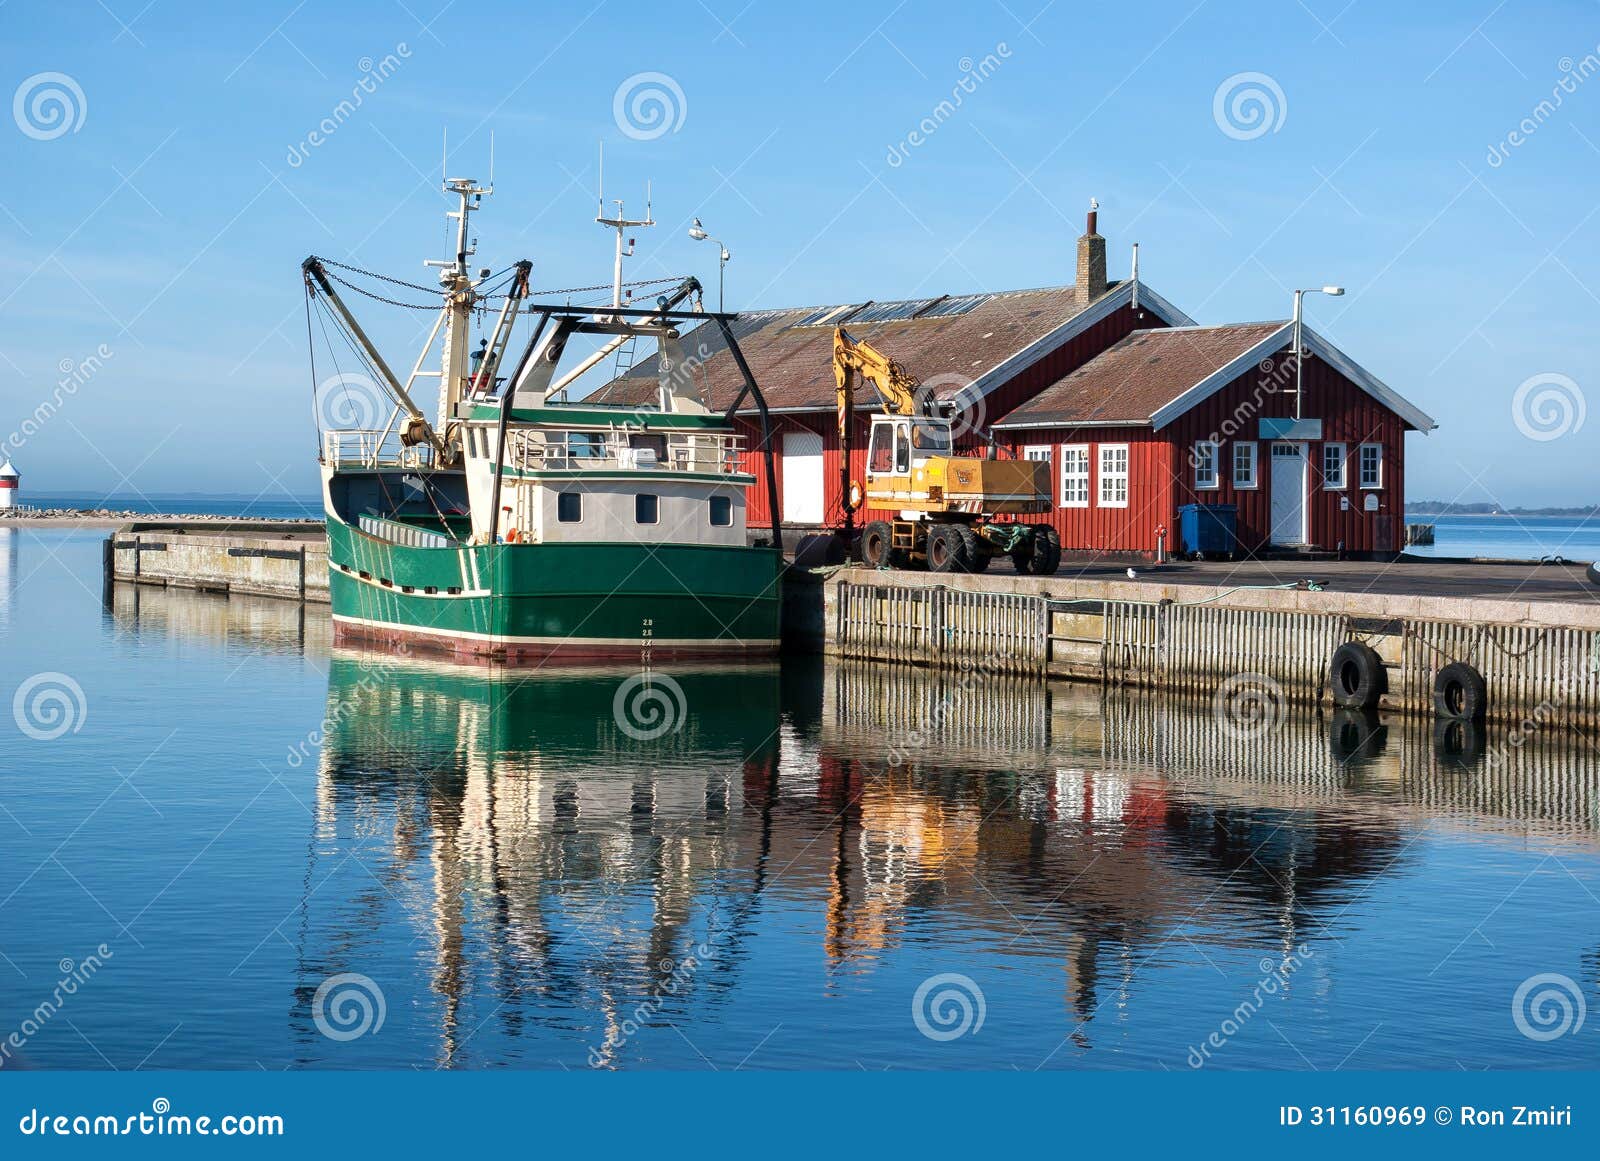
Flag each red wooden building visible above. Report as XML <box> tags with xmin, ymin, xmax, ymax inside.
<box><xmin>990</xmin><ymin>322</ymin><xmax>1437</xmax><ymax>557</ymax></box>
<box><xmin>587</xmin><ymin>212</ymin><xmax>1192</xmax><ymax>530</ymax></box>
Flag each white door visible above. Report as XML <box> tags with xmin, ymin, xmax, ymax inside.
<box><xmin>1269</xmin><ymin>442</ymin><xmax>1307</xmax><ymax>546</ymax></box>
<box><xmin>781</xmin><ymin>430</ymin><xmax>825</xmax><ymax>523</ymax></box>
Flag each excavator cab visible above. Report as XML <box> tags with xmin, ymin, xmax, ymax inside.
<box><xmin>866</xmin><ymin>416</ymin><xmax>952</xmax><ymax>480</ymax></box>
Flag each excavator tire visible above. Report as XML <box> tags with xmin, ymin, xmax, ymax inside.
<box><xmin>1013</xmin><ymin>525</ymin><xmax>1062</xmax><ymax>576</ymax></box>
<box><xmin>860</xmin><ymin>521</ymin><xmax>895</xmax><ymax>569</ymax></box>
<box><xmin>953</xmin><ymin>524</ymin><xmax>988</xmax><ymax>573</ymax></box>
<box><xmin>927</xmin><ymin>524</ymin><xmax>970</xmax><ymax>573</ymax></box>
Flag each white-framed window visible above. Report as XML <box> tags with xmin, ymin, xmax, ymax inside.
<box><xmin>1193</xmin><ymin>440</ymin><xmax>1220</xmax><ymax>489</ymax></box>
<box><xmin>1059</xmin><ymin>444</ymin><xmax>1090</xmax><ymax>508</ymax></box>
<box><xmin>1098</xmin><ymin>443</ymin><xmax>1129</xmax><ymax>508</ymax></box>
<box><xmin>1023</xmin><ymin>444</ymin><xmax>1052</xmax><ymax>463</ymax></box>
<box><xmin>1232</xmin><ymin>441</ymin><xmax>1258</xmax><ymax>489</ymax></box>
<box><xmin>1359</xmin><ymin>442</ymin><xmax>1383</xmax><ymax>489</ymax></box>
<box><xmin>1321</xmin><ymin>442</ymin><xmax>1346</xmax><ymax>489</ymax></box>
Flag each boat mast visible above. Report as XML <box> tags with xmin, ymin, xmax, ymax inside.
<box><xmin>595</xmin><ymin>146</ymin><xmax>653</xmax><ymax>319</ymax></box>
<box><xmin>428</xmin><ymin>176</ymin><xmax>492</xmax><ymax>429</ymax></box>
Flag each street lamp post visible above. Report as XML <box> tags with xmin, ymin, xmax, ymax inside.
<box><xmin>1291</xmin><ymin>285</ymin><xmax>1344</xmax><ymax>420</ymax></box>
<box><xmin>688</xmin><ymin>217</ymin><xmax>730</xmax><ymax>312</ymax></box>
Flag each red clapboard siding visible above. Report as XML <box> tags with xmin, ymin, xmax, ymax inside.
<box><xmin>1006</xmin><ymin>352</ymin><xmax>1412</xmax><ymax>557</ymax></box>
<box><xmin>1164</xmin><ymin>353</ymin><xmax>1408</xmax><ymax>554</ymax></box>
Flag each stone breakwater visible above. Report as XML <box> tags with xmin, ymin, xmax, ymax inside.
<box><xmin>7</xmin><ymin>508</ymin><xmax>320</xmax><ymax>523</ymax></box>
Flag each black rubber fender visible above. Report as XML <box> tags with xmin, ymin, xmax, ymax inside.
<box><xmin>1433</xmin><ymin>716</ymin><xmax>1485</xmax><ymax>766</ymax></box>
<box><xmin>1328</xmin><ymin>707</ymin><xmax>1388</xmax><ymax>766</ymax></box>
<box><xmin>1434</xmin><ymin>661</ymin><xmax>1488</xmax><ymax>721</ymax></box>
<box><xmin>1329</xmin><ymin>641</ymin><xmax>1387</xmax><ymax>709</ymax></box>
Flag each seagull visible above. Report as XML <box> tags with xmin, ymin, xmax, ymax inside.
<box><xmin>1126</xmin><ymin>567</ymin><xmax>1139</xmax><ymax>580</ymax></box>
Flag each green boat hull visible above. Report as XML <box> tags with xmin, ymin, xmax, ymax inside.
<box><xmin>325</xmin><ymin>518</ymin><xmax>783</xmax><ymax>663</ymax></box>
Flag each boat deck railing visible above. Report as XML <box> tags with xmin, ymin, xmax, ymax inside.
<box><xmin>510</xmin><ymin>430</ymin><xmax>746</xmax><ymax>476</ymax></box>
<box><xmin>323</xmin><ymin>429</ymin><xmax>437</xmax><ymax>470</ymax></box>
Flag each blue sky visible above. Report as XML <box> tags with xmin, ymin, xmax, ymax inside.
<box><xmin>0</xmin><ymin>0</ymin><xmax>1596</xmax><ymax>506</ymax></box>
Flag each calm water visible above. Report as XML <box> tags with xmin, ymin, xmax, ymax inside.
<box><xmin>2</xmin><ymin>527</ymin><xmax>1598</xmax><ymax>1071</ymax></box>
<box><xmin>1405</xmin><ymin>514</ymin><xmax>1600</xmax><ymax>561</ymax></box>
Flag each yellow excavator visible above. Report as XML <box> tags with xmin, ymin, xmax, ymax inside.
<box><xmin>833</xmin><ymin>327</ymin><xmax>1061</xmax><ymax>574</ymax></box>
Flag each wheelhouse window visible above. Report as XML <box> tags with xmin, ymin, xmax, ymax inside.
<box><xmin>1098</xmin><ymin>444</ymin><xmax>1129</xmax><ymax>508</ymax></box>
<box><xmin>1060</xmin><ymin>445</ymin><xmax>1090</xmax><ymax>508</ymax></box>
<box><xmin>1233</xmin><ymin>441</ymin><xmax>1258</xmax><ymax>489</ymax></box>
<box><xmin>635</xmin><ymin>494</ymin><xmax>659</xmax><ymax>524</ymax></box>
<box><xmin>567</xmin><ymin>431</ymin><xmax>606</xmax><ymax>460</ymax></box>
<box><xmin>1322</xmin><ymin>442</ymin><xmax>1347</xmax><ymax>489</ymax></box>
<box><xmin>1359</xmin><ymin>443</ymin><xmax>1383</xmax><ymax>489</ymax></box>
<box><xmin>709</xmin><ymin>495</ymin><xmax>732</xmax><ymax>526</ymax></box>
<box><xmin>1193</xmin><ymin>440</ymin><xmax>1220</xmax><ymax>490</ymax></box>
<box><xmin>557</xmin><ymin>493</ymin><xmax>582</xmax><ymax>523</ymax></box>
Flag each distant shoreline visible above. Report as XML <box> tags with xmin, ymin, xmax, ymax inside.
<box><xmin>1408</xmin><ymin>503</ymin><xmax>1599</xmax><ymax>519</ymax></box>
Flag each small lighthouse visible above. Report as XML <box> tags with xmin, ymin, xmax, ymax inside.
<box><xmin>0</xmin><ymin>458</ymin><xmax>18</xmax><ymax>509</ymax></box>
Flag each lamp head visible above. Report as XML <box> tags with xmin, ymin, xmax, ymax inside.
<box><xmin>688</xmin><ymin>218</ymin><xmax>708</xmax><ymax>241</ymax></box>
<box><xmin>1322</xmin><ymin>285</ymin><xmax>1345</xmax><ymax>296</ymax></box>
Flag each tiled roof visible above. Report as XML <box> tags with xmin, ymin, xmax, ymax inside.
<box><xmin>585</xmin><ymin>283</ymin><xmax>1115</xmax><ymax>412</ymax></box>
<box><xmin>994</xmin><ymin>322</ymin><xmax>1290</xmax><ymax>428</ymax></box>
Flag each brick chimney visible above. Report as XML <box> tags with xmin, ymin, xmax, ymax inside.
<box><xmin>1077</xmin><ymin>198</ymin><xmax>1107</xmax><ymax>301</ymax></box>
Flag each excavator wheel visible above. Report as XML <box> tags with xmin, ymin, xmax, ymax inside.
<box><xmin>1013</xmin><ymin>525</ymin><xmax>1062</xmax><ymax>576</ymax></box>
<box><xmin>953</xmin><ymin>524</ymin><xmax>988</xmax><ymax>573</ymax></box>
<box><xmin>927</xmin><ymin>524</ymin><xmax>970</xmax><ymax>573</ymax></box>
<box><xmin>860</xmin><ymin>521</ymin><xmax>896</xmax><ymax>569</ymax></box>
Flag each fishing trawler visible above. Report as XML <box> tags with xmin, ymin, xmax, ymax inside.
<box><xmin>305</xmin><ymin>177</ymin><xmax>784</xmax><ymax>662</ymax></box>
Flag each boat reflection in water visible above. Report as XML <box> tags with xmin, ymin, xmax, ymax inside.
<box><xmin>297</xmin><ymin>649</ymin><xmax>1600</xmax><ymax>1069</ymax></box>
